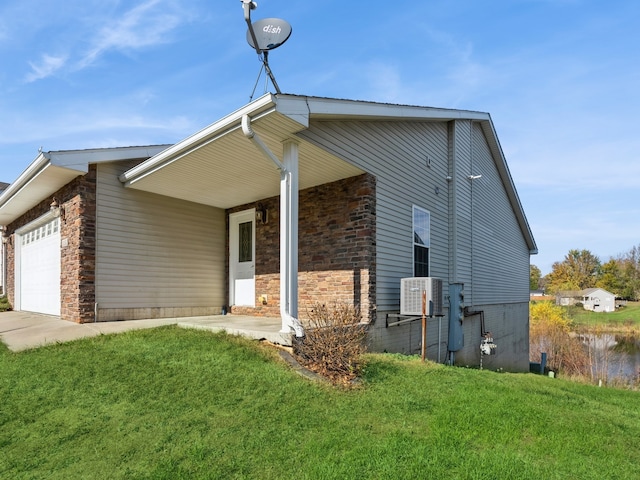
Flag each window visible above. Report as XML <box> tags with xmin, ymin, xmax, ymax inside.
<box><xmin>238</xmin><ymin>221</ymin><xmax>253</xmax><ymax>263</ymax></box>
<box><xmin>413</xmin><ymin>206</ymin><xmax>430</xmax><ymax>277</ymax></box>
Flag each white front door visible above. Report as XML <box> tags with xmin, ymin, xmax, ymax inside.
<box><xmin>229</xmin><ymin>209</ymin><xmax>255</xmax><ymax>307</ymax></box>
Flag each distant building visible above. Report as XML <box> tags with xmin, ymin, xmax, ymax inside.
<box><xmin>556</xmin><ymin>291</ymin><xmax>582</xmax><ymax>307</ymax></box>
<box><xmin>556</xmin><ymin>288</ymin><xmax>616</xmax><ymax>313</ymax></box>
<box><xmin>529</xmin><ymin>289</ymin><xmax>554</xmax><ymax>302</ymax></box>
<box><xmin>581</xmin><ymin>288</ymin><xmax>616</xmax><ymax>313</ymax></box>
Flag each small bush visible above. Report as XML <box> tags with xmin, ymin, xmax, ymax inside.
<box><xmin>293</xmin><ymin>303</ymin><xmax>368</xmax><ymax>385</ymax></box>
<box><xmin>0</xmin><ymin>296</ymin><xmax>11</xmax><ymax>312</ymax></box>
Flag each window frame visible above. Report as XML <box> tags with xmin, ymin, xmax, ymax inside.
<box><xmin>412</xmin><ymin>205</ymin><xmax>431</xmax><ymax>277</ymax></box>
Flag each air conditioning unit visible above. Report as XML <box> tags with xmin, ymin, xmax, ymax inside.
<box><xmin>400</xmin><ymin>277</ymin><xmax>444</xmax><ymax>316</ymax></box>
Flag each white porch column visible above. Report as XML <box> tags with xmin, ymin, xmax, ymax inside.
<box><xmin>280</xmin><ymin>139</ymin><xmax>302</xmax><ymax>335</ymax></box>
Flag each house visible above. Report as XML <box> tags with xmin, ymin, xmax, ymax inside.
<box><xmin>530</xmin><ymin>290</ymin><xmax>554</xmax><ymax>302</ymax></box>
<box><xmin>581</xmin><ymin>288</ymin><xmax>615</xmax><ymax>313</ymax></box>
<box><xmin>0</xmin><ymin>94</ymin><xmax>537</xmax><ymax>372</ymax></box>
<box><xmin>556</xmin><ymin>291</ymin><xmax>583</xmax><ymax>307</ymax></box>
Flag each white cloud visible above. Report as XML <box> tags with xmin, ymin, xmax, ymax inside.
<box><xmin>78</xmin><ymin>0</ymin><xmax>185</xmax><ymax>69</ymax></box>
<box><xmin>21</xmin><ymin>0</ymin><xmax>191</xmax><ymax>81</ymax></box>
<box><xmin>25</xmin><ymin>54</ymin><xmax>68</xmax><ymax>82</ymax></box>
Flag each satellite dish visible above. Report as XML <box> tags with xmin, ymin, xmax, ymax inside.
<box><xmin>241</xmin><ymin>0</ymin><xmax>291</xmax><ymax>96</ymax></box>
<box><xmin>246</xmin><ymin>18</ymin><xmax>292</xmax><ymax>51</ymax></box>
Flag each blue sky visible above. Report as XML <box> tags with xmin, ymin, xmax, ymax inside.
<box><xmin>1</xmin><ymin>0</ymin><xmax>639</xmax><ymax>275</ymax></box>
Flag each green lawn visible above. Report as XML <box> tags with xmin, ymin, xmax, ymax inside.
<box><xmin>1</xmin><ymin>326</ymin><xmax>639</xmax><ymax>479</ymax></box>
<box><xmin>567</xmin><ymin>301</ymin><xmax>640</xmax><ymax>330</ymax></box>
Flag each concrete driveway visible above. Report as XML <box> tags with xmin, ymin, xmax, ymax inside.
<box><xmin>0</xmin><ymin>311</ymin><xmax>180</xmax><ymax>352</ymax></box>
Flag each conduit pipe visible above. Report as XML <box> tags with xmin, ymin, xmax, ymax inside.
<box><xmin>241</xmin><ymin>114</ymin><xmax>304</xmax><ymax>337</ymax></box>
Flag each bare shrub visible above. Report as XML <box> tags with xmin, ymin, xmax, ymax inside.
<box><xmin>293</xmin><ymin>303</ymin><xmax>368</xmax><ymax>385</ymax></box>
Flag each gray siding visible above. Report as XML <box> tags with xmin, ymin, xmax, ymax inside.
<box><xmin>299</xmin><ymin>119</ymin><xmax>531</xmax><ymax>370</ymax></box>
<box><xmin>95</xmin><ymin>162</ymin><xmax>225</xmax><ymax>320</ymax></box>
<box><xmin>300</xmin><ymin>119</ymin><xmax>530</xmax><ymax>310</ymax></box>
<box><xmin>470</xmin><ymin>123</ymin><xmax>530</xmax><ymax>304</ymax></box>
<box><xmin>450</xmin><ymin>120</ymin><xmax>473</xmax><ymax>293</ymax></box>
<box><xmin>299</xmin><ymin>120</ymin><xmax>450</xmax><ymax>311</ymax></box>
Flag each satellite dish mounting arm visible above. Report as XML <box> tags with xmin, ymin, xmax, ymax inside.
<box><xmin>242</xmin><ymin>1</ymin><xmax>261</xmax><ymax>55</ymax></box>
<box><xmin>241</xmin><ymin>0</ymin><xmax>282</xmax><ymax>94</ymax></box>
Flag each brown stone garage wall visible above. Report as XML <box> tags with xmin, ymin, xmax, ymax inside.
<box><xmin>59</xmin><ymin>167</ymin><xmax>97</xmax><ymax>323</ymax></box>
<box><xmin>5</xmin><ymin>167</ymin><xmax>97</xmax><ymax>323</ymax></box>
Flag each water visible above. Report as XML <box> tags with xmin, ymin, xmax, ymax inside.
<box><xmin>577</xmin><ymin>333</ymin><xmax>640</xmax><ymax>384</ymax></box>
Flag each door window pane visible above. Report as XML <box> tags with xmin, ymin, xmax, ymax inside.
<box><xmin>238</xmin><ymin>221</ymin><xmax>253</xmax><ymax>262</ymax></box>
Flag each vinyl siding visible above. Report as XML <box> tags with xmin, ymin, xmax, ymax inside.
<box><xmin>470</xmin><ymin>123</ymin><xmax>530</xmax><ymax>304</ymax></box>
<box><xmin>95</xmin><ymin>161</ymin><xmax>225</xmax><ymax>318</ymax></box>
<box><xmin>299</xmin><ymin>118</ymin><xmax>530</xmax><ymax>312</ymax></box>
<box><xmin>299</xmin><ymin>120</ymin><xmax>450</xmax><ymax>311</ymax></box>
<box><xmin>450</xmin><ymin>120</ymin><xmax>473</xmax><ymax>292</ymax></box>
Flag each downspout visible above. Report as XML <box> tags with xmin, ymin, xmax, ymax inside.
<box><xmin>241</xmin><ymin>115</ymin><xmax>304</xmax><ymax>337</ymax></box>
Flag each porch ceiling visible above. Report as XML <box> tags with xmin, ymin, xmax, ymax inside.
<box><xmin>122</xmin><ymin>107</ymin><xmax>364</xmax><ymax>209</ymax></box>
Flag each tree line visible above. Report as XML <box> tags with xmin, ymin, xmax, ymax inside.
<box><xmin>530</xmin><ymin>245</ymin><xmax>640</xmax><ymax>300</ymax></box>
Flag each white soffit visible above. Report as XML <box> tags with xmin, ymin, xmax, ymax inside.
<box><xmin>121</xmin><ymin>96</ymin><xmax>364</xmax><ymax>209</ymax></box>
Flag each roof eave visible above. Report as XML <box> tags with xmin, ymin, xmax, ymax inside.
<box><xmin>0</xmin><ymin>145</ymin><xmax>170</xmax><ymax>226</ymax></box>
<box><xmin>278</xmin><ymin>94</ymin><xmax>491</xmax><ymax>122</ymax></box>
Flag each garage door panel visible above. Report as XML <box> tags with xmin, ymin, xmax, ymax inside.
<box><xmin>19</xmin><ymin>218</ymin><xmax>61</xmax><ymax>315</ymax></box>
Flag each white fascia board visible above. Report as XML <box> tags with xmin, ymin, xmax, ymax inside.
<box><xmin>48</xmin><ymin>145</ymin><xmax>170</xmax><ymax>171</ymax></box>
<box><xmin>120</xmin><ymin>94</ymin><xmax>281</xmax><ymax>185</ymax></box>
<box><xmin>0</xmin><ymin>152</ymin><xmax>52</xmax><ymax>209</ymax></box>
<box><xmin>283</xmin><ymin>95</ymin><xmax>490</xmax><ymax>122</ymax></box>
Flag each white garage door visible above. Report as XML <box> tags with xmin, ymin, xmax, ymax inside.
<box><xmin>19</xmin><ymin>217</ymin><xmax>61</xmax><ymax>315</ymax></box>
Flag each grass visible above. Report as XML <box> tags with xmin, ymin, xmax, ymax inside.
<box><xmin>1</xmin><ymin>326</ymin><xmax>640</xmax><ymax>479</ymax></box>
<box><xmin>566</xmin><ymin>301</ymin><xmax>640</xmax><ymax>331</ymax></box>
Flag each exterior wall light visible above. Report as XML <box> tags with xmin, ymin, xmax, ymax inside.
<box><xmin>256</xmin><ymin>204</ymin><xmax>268</xmax><ymax>224</ymax></box>
<box><xmin>50</xmin><ymin>198</ymin><xmax>65</xmax><ymax>222</ymax></box>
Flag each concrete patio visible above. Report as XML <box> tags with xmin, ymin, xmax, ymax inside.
<box><xmin>0</xmin><ymin>311</ymin><xmax>291</xmax><ymax>352</ymax></box>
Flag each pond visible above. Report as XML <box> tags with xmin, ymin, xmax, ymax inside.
<box><xmin>576</xmin><ymin>333</ymin><xmax>640</xmax><ymax>384</ymax></box>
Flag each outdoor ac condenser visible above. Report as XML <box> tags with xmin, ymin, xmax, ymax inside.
<box><xmin>400</xmin><ymin>277</ymin><xmax>444</xmax><ymax>316</ymax></box>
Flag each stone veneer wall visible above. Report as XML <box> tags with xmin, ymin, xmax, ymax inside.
<box><xmin>60</xmin><ymin>167</ymin><xmax>97</xmax><ymax>323</ymax></box>
<box><xmin>5</xmin><ymin>167</ymin><xmax>97</xmax><ymax>323</ymax></box>
<box><xmin>228</xmin><ymin>173</ymin><xmax>377</xmax><ymax>323</ymax></box>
